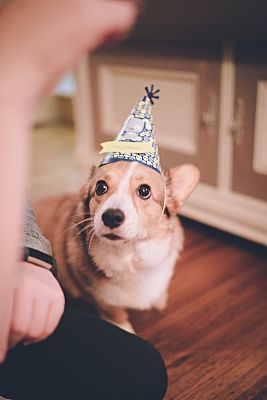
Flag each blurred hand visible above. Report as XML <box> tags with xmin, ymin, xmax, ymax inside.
<box><xmin>0</xmin><ymin>0</ymin><xmax>139</xmax><ymax>102</ymax></box>
<box><xmin>8</xmin><ymin>262</ymin><xmax>65</xmax><ymax>350</ymax></box>
<box><xmin>0</xmin><ymin>0</ymin><xmax>138</xmax><ymax>363</ymax></box>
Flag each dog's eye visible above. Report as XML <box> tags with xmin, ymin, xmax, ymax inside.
<box><xmin>95</xmin><ymin>180</ymin><xmax>108</xmax><ymax>196</ymax></box>
<box><xmin>137</xmin><ymin>184</ymin><xmax>151</xmax><ymax>200</ymax></box>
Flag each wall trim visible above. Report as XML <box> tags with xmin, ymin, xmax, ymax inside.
<box><xmin>217</xmin><ymin>43</ymin><xmax>235</xmax><ymax>191</ymax></box>
<box><xmin>73</xmin><ymin>56</ymin><xmax>100</xmax><ymax>175</ymax></box>
<box><xmin>253</xmin><ymin>79</ymin><xmax>267</xmax><ymax>175</ymax></box>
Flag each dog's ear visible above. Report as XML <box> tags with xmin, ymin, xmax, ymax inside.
<box><xmin>165</xmin><ymin>164</ymin><xmax>200</xmax><ymax>213</ymax></box>
<box><xmin>89</xmin><ymin>165</ymin><xmax>97</xmax><ymax>178</ymax></box>
<box><xmin>79</xmin><ymin>165</ymin><xmax>97</xmax><ymax>200</ymax></box>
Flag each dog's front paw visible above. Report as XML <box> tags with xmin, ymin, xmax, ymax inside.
<box><xmin>153</xmin><ymin>292</ymin><xmax>168</xmax><ymax>311</ymax></box>
<box><xmin>114</xmin><ymin>320</ymin><xmax>136</xmax><ymax>334</ymax></box>
<box><xmin>104</xmin><ymin>316</ymin><xmax>136</xmax><ymax>334</ymax></box>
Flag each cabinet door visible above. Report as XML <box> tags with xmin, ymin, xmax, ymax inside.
<box><xmin>90</xmin><ymin>43</ymin><xmax>222</xmax><ymax>185</ymax></box>
<box><xmin>233</xmin><ymin>44</ymin><xmax>267</xmax><ymax>201</ymax></box>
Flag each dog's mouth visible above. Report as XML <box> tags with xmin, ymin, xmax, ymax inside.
<box><xmin>103</xmin><ymin>233</ymin><xmax>123</xmax><ymax>241</ymax></box>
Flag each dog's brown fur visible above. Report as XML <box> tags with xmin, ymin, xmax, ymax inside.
<box><xmin>34</xmin><ymin>161</ymin><xmax>199</xmax><ymax>332</ymax></box>
<box><xmin>34</xmin><ymin>193</ymin><xmax>107</xmax><ymax>307</ymax></box>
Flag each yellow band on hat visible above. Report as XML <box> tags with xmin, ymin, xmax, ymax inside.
<box><xmin>99</xmin><ymin>140</ymin><xmax>155</xmax><ymax>155</ymax></box>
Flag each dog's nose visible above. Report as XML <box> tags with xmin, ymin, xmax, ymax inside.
<box><xmin>102</xmin><ymin>209</ymin><xmax>125</xmax><ymax>229</ymax></box>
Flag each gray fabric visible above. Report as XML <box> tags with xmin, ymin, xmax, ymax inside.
<box><xmin>24</xmin><ymin>197</ymin><xmax>52</xmax><ymax>256</ymax></box>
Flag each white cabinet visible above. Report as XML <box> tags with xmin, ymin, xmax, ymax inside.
<box><xmin>73</xmin><ymin>43</ymin><xmax>267</xmax><ymax>246</ymax></box>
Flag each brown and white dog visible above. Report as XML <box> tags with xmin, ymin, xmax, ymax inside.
<box><xmin>34</xmin><ymin>161</ymin><xmax>199</xmax><ymax>333</ymax></box>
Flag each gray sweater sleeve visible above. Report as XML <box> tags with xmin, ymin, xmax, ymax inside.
<box><xmin>24</xmin><ymin>197</ymin><xmax>52</xmax><ymax>256</ymax></box>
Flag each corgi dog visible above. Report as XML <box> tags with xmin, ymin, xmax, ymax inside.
<box><xmin>34</xmin><ymin>161</ymin><xmax>199</xmax><ymax>333</ymax></box>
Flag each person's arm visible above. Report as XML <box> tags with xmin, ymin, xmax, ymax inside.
<box><xmin>23</xmin><ymin>197</ymin><xmax>52</xmax><ymax>257</ymax></box>
<box><xmin>0</xmin><ymin>0</ymin><xmax>138</xmax><ymax>362</ymax></box>
<box><xmin>5</xmin><ymin>198</ymin><xmax>64</xmax><ymax>350</ymax></box>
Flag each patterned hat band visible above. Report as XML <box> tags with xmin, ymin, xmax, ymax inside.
<box><xmin>99</xmin><ymin>85</ymin><xmax>161</xmax><ymax>174</ymax></box>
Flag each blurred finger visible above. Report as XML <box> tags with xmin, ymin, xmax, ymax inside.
<box><xmin>90</xmin><ymin>0</ymin><xmax>139</xmax><ymax>48</ymax></box>
<box><xmin>0</xmin><ymin>293</ymin><xmax>13</xmax><ymax>363</ymax></box>
<box><xmin>23</xmin><ymin>297</ymin><xmax>50</xmax><ymax>344</ymax></box>
<box><xmin>0</xmin><ymin>343</ymin><xmax>7</xmax><ymax>364</ymax></box>
<box><xmin>41</xmin><ymin>299</ymin><xmax>65</xmax><ymax>340</ymax></box>
<box><xmin>8</xmin><ymin>288</ymin><xmax>33</xmax><ymax>349</ymax></box>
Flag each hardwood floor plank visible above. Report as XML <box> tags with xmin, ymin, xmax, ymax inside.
<box><xmin>131</xmin><ymin>220</ymin><xmax>267</xmax><ymax>399</ymax></box>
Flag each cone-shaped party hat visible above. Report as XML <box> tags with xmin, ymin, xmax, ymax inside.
<box><xmin>99</xmin><ymin>85</ymin><xmax>161</xmax><ymax>173</ymax></box>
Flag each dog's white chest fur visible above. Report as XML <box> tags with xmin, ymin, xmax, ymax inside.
<box><xmin>92</xmin><ymin>236</ymin><xmax>180</xmax><ymax>310</ymax></box>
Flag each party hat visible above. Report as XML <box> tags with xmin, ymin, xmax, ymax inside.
<box><xmin>99</xmin><ymin>85</ymin><xmax>161</xmax><ymax>173</ymax></box>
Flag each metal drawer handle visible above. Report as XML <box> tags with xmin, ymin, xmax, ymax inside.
<box><xmin>202</xmin><ymin>94</ymin><xmax>217</xmax><ymax>136</ymax></box>
<box><xmin>230</xmin><ymin>97</ymin><xmax>245</xmax><ymax>146</ymax></box>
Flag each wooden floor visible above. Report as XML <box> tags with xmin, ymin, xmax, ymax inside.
<box><xmin>130</xmin><ymin>219</ymin><xmax>267</xmax><ymax>400</ymax></box>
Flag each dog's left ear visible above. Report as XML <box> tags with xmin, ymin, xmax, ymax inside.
<box><xmin>165</xmin><ymin>164</ymin><xmax>200</xmax><ymax>213</ymax></box>
<box><xmin>79</xmin><ymin>165</ymin><xmax>97</xmax><ymax>200</ymax></box>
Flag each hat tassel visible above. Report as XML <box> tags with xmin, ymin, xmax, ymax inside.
<box><xmin>143</xmin><ymin>84</ymin><xmax>160</xmax><ymax>105</ymax></box>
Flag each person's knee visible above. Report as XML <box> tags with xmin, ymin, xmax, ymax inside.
<box><xmin>50</xmin><ymin>309</ymin><xmax>168</xmax><ymax>399</ymax></box>
<box><xmin>139</xmin><ymin>340</ymin><xmax>168</xmax><ymax>400</ymax></box>
<box><xmin>122</xmin><ymin>335</ymin><xmax>168</xmax><ymax>400</ymax></box>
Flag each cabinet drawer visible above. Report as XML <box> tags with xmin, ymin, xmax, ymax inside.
<box><xmin>233</xmin><ymin>44</ymin><xmax>267</xmax><ymax>202</ymax></box>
